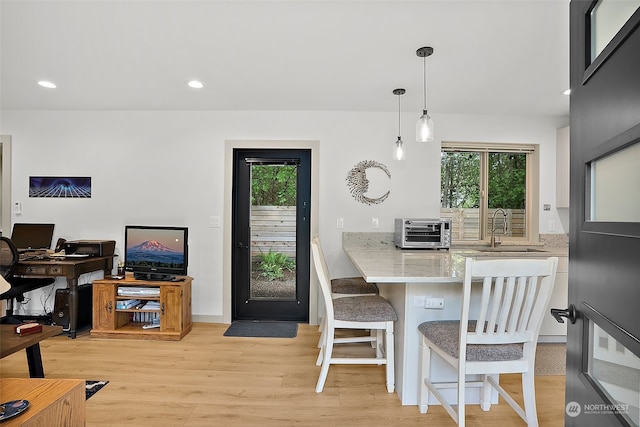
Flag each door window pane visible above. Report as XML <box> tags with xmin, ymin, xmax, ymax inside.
<box><xmin>250</xmin><ymin>164</ymin><xmax>297</xmax><ymax>300</ymax></box>
<box><xmin>588</xmin><ymin>323</ymin><xmax>640</xmax><ymax>425</ymax></box>
<box><xmin>590</xmin><ymin>0</ymin><xmax>640</xmax><ymax>62</ymax></box>
<box><xmin>589</xmin><ymin>142</ymin><xmax>640</xmax><ymax>222</ymax></box>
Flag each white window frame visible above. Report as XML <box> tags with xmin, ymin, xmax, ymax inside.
<box><xmin>441</xmin><ymin>141</ymin><xmax>540</xmax><ymax>244</ymax></box>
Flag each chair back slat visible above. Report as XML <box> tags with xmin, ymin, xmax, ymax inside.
<box><xmin>311</xmin><ymin>235</ymin><xmax>335</xmax><ymax>322</ymax></box>
<box><xmin>506</xmin><ymin>276</ymin><xmax>527</xmax><ymax>335</ymax></box>
<box><xmin>517</xmin><ymin>276</ymin><xmax>538</xmax><ymax>332</ymax></box>
<box><xmin>463</xmin><ymin>257</ymin><xmax>559</xmax><ymax>347</ymax></box>
<box><xmin>497</xmin><ymin>276</ymin><xmax>517</xmax><ymax>334</ymax></box>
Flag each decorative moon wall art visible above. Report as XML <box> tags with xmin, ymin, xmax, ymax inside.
<box><xmin>346</xmin><ymin>160</ymin><xmax>391</xmax><ymax>205</ymax></box>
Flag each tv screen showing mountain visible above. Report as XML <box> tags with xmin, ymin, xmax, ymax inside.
<box><xmin>126</xmin><ymin>240</ymin><xmax>185</xmax><ymax>268</ymax></box>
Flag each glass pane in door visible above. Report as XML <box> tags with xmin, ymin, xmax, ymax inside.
<box><xmin>249</xmin><ymin>164</ymin><xmax>297</xmax><ymax>300</ymax></box>
<box><xmin>587</xmin><ymin>322</ymin><xmax>640</xmax><ymax>425</ymax></box>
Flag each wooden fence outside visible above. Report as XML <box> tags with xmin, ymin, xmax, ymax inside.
<box><xmin>441</xmin><ymin>208</ymin><xmax>526</xmax><ymax>240</ymax></box>
<box><xmin>251</xmin><ymin>205</ymin><xmax>297</xmax><ymax>259</ymax></box>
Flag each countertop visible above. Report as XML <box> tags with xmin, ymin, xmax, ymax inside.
<box><xmin>343</xmin><ymin>232</ymin><xmax>568</xmax><ymax>283</ymax></box>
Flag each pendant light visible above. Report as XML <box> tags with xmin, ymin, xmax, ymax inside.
<box><xmin>416</xmin><ymin>46</ymin><xmax>434</xmax><ymax>142</ymax></box>
<box><xmin>393</xmin><ymin>88</ymin><xmax>406</xmax><ymax>160</ymax></box>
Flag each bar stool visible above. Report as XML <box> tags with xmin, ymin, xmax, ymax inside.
<box><xmin>311</xmin><ymin>235</ymin><xmax>397</xmax><ymax>393</ymax></box>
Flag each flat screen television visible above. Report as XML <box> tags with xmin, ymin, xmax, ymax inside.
<box><xmin>124</xmin><ymin>225</ymin><xmax>188</xmax><ymax>281</ymax></box>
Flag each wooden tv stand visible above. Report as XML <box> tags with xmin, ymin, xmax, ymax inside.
<box><xmin>90</xmin><ymin>274</ymin><xmax>192</xmax><ymax>341</ymax></box>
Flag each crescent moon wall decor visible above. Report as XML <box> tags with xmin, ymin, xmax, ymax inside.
<box><xmin>346</xmin><ymin>160</ymin><xmax>391</xmax><ymax>205</ymax></box>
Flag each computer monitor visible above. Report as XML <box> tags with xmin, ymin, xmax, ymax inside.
<box><xmin>11</xmin><ymin>223</ymin><xmax>55</xmax><ymax>251</ymax></box>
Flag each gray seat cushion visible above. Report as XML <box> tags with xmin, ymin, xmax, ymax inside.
<box><xmin>418</xmin><ymin>320</ymin><xmax>523</xmax><ymax>362</ymax></box>
<box><xmin>333</xmin><ymin>296</ymin><xmax>398</xmax><ymax>322</ymax></box>
<box><xmin>331</xmin><ymin>277</ymin><xmax>379</xmax><ymax>295</ymax></box>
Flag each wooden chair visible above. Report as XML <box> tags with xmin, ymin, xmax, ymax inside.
<box><xmin>314</xmin><ymin>237</ymin><xmax>379</xmax><ymax>347</ymax></box>
<box><xmin>418</xmin><ymin>256</ymin><xmax>559</xmax><ymax>427</ymax></box>
<box><xmin>311</xmin><ymin>235</ymin><xmax>397</xmax><ymax>393</ymax></box>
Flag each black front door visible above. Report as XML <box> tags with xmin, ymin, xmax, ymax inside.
<box><xmin>232</xmin><ymin>149</ymin><xmax>311</xmax><ymax>321</ymax></box>
<box><xmin>565</xmin><ymin>2</ymin><xmax>640</xmax><ymax>426</ymax></box>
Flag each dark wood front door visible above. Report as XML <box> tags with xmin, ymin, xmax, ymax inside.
<box><xmin>565</xmin><ymin>2</ymin><xmax>640</xmax><ymax>426</ymax></box>
<box><xmin>232</xmin><ymin>149</ymin><xmax>311</xmax><ymax>321</ymax></box>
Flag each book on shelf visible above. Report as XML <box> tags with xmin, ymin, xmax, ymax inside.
<box><xmin>131</xmin><ymin>311</ymin><xmax>160</xmax><ymax>323</ymax></box>
<box><xmin>117</xmin><ymin>286</ymin><xmax>160</xmax><ymax>297</ymax></box>
<box><xmin>139</xmin><ymin>301</ymin><xmax>160</xmax><ymax>310</ymax></box>
<box><xmin>116</xmin><ymin>299</ymin><xmax>142</xmax><ymax>309</ymax></box>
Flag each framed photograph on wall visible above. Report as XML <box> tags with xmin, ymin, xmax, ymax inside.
<box><xmin>29</xmin><ymin>176</ymin><xmax>92</xmax><ymax>198</ymax></box>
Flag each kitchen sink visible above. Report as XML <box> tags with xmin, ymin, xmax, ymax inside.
<box><xmin>473</xmin><ymin>247</ymin><xmax>547</xmax><ymax>253</ymax></box>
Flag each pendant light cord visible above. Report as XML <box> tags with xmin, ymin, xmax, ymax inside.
<box><xmin>422</xmin><ymin>56</ymin><xmax>427</xmax><ymax>111</ymax></box>
<box><xmin>398</xmin><ymin>92</ymin><xmax>402</xmax><ymax>136</ymax></box>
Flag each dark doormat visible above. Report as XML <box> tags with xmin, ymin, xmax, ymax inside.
<box><xmin>85</xmin><ymin>380</ymin><xmax>108</xmax><ymax>400</ymax></box>
<box><xmin>223</xmin><ymin>321</ymin><xmax>298</xmax><ymax>338</ymax></box>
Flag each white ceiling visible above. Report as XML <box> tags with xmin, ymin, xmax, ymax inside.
<box><xmin>0</xmin><ymin>0</ymin><xmax>570</xmax><ymax>117</ymax></box>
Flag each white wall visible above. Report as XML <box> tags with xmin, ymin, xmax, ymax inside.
<box><xmin>0</xmin><ymin>110</ymin><xmax>568</xmax><ymax>320</ymax></box>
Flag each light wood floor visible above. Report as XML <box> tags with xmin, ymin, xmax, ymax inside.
<box><xmin>0</xmin><ymin>323</ymin><xmax>566</xmax><ymax>426</ymax></box>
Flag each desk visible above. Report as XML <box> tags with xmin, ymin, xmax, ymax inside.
<box><xmin>0</xmin><ymin>378</ymin><xmax>85</xmax><ymax>426</ymax></box>
<box><xmin>15</xmin><ymin>256</ymin><xmax>114</xmax><ymax>338</ymax></box>
<box><xmin>0</xmin><ymin>325</ymin><xmax>63</xmax><ymax>377</ymax></box>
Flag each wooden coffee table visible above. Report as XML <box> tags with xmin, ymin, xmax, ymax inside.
<box><xmin>0</xmin><ymin>325</ymin><xmax>63</xmax><ymax>378</ymax></box>
<box><xmin>0</xmin><ymin>378</ymin><xmax>85</xmax><ymax>426</ymax></box>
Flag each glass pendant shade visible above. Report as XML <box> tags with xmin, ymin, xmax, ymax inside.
<box><xmin>416</xmin><ymin>110</ymin><xmax>434</xmax><ymax>142</ymax></box>
<box><xmin>416</xmin><ymin>46</ymin><xmax>435</xmax><ymax>142</ymax></box>
<box><xmin>392</xmin><ymin>88</ymin><xmax>406</xmax><ymax>160</ymax></box>
<box><xmin>393</xmin><ymin>137</ymin><xmax>405</xmax><ymax>160</ymax></box>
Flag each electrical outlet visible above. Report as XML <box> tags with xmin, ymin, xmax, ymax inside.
<box><xmin>372</xmin><ymin>217</ymin><xmax>379</xmax><ymax>229</ymax></box>
<box><xmin>209</xmin><ymin>216</ymin><xmax>221</xmax><ymax>228</ymax></box>
<box><xmin>413</xmin><ymin>296</ymin><xmax>426</xmax><ymax>308</ymax></box>
<box><xmin>424</xmin><ymin>297</ymin><xmax>445</xmax><ymax>309</ymax></box>
<box><xmin>548</xmin><ymin>220</ymin><xmax>556</xmax><ymax>232</ymax></box>
<box><xmin>337</xmin><ymin>218</ymin><xmax>344</xmax><ymax>229</ymax></box>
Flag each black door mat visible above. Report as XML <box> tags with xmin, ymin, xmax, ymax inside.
<box><xmin>223</xmin><ymin>321</ymin><xmax>298</xmax><ymax>338</ymax></box>
<box><xmin>85</xmin><ymin>380</ymin><xmax>108</xmax><ymax>400</ymax></box>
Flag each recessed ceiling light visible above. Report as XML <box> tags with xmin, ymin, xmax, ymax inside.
<box><xmin>563</xmin><ymin>88</ymin><xmax>571</xmax><ymax>95</ymax></box>
<box><xmin>187</xmin><ymin>80</ymin><xmax>204</xmax><ymax>89</ymax></box>
<box><xmin>38</xmin><ymin>81</ymin><xmax>57</xmax><ymax>89</ymax></box>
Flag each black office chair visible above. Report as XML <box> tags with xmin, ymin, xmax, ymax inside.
<box><xmin>0</xmin><ymin>236</ymin><xmax>55</xmax><ymax>324</ymax></box>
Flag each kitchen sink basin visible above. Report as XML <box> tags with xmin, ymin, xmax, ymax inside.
<box><xmin>473</xmin><ymin>247</ymin><xmax>547</xmax><ymax>253</ymax></box>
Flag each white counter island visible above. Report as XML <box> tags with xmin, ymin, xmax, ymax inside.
<box><xmin>342</xmin><ymin>232</ymin><xmax>567</xmax><ymax>406</ymax></box>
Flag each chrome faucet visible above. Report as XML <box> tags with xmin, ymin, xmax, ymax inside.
<box><xmin>490</xmin><ymin>208</ymin><xmax>508</xmax><ymax>248</ymax></box>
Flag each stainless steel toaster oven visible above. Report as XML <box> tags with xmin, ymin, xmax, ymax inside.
<box><xmin>394</xmin><ymin>218</ymin><xmax>451</xmax><ymax>249</ymax></box>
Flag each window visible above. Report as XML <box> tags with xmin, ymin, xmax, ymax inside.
<box><xmin>440</xmin><ymin>142</ymin><xmax>539</xmax><ymax>243</ymax></box>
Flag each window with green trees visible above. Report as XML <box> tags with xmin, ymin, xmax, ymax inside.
<box><xmin>441</xmin><ymin>142</ymin><xmax>536</xmax><ymax>242</ymax></box>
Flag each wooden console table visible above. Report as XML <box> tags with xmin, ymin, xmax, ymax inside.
<box><xmin>15</xmin><ymin>256</ymin><xmax>114</xmax><ymax>338</ymax></box>
<box><xmin>0</xmin><ymin>378</ymin><xmax>85</xmax><ymax>426</ymax></box>
<box><xmin>0</xmin><ymin>325</ymin><xmax>63</xmax><ymax>378</ymax></box>
<box><xmin>91</xmin><ymin>274</ymin><xmax>192</xmax><ymax>341</ymax></box>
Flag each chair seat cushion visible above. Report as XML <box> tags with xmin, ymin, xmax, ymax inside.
<box><xmin>331</xmin><ymin>277</ymin><xmax>378</xmax><ymax>295</ymax></box>
<box><xmin>418</xmin><ymin>320</ymin><xmax>523</xmax><ymax>362</ymax></box>
<box><xmin>334</xmin><ymin>296</ymin><xmax>397</xmax><ymax>322</ymax></box>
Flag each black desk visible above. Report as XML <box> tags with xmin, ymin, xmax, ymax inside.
<box><xmin>14</xmin><ymin>256</ymin><xmax>114</xmax><ymax>338</ymax></box>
